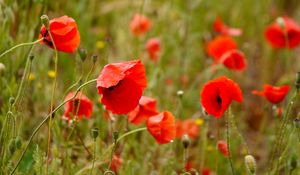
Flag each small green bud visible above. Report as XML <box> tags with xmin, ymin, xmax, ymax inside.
<box><xmin>29</xmin><ymin>55</ymin><xmax>34</xmax><ymax>61</ymax></box>
<box><xmin>290</xmin><ymin>155</ymin><xmax>297</xmax><ymax>171</ymax></box>
<box><xmin>92</xmin><ymin>55</ymin><xmax>98</xmax><ymax>64</ymax></box>
<box><xmin>9</xmin><ymin>139</ymin><xmax>16</xmax><ymax>154</ymax></box>
<box><xmin>0</xmin><ymin>63</ymin><xmax>5</xmax><ymax>76</ymax></box>
<box><xmin>91</xmin><ymin>128</ymin><xmax>99</xmax><ymax>140</ymax></box>
<box><xmin>182</xmin><ymin>134</ymin><xmax>190</xmax><ymax>149</ymax></box>
<box><xmin>245</xmin><ymin>155</ymin><xmax>256</xmax><ymax>174</ymax></box>
<box><xmin>78</xmin><ymin>48</ymin><xmax>87</xmax><ymax>62</ymax></box>
<box><xmin>295</xmin><ymin>72</ymin><xmax>300</xmax><ymax>90</ymax></box>
<box><xmin>113</xmin><ymin>131</ymin><xmax>119</xmax><ymax>143</ymax></box>
<box><xmin>15</xmin><ymin>136</ymin><xmax>22</xmax><ymax>149</ymax></box>
<box><xmin>40</xmin><ymin>15</ymin><xmax>50</xmax><ymax>30</ymax></box>
<box><xmin>9</xmin><ymin>97</ymin><xmax>15</xmax><ymax>105</ymax></box>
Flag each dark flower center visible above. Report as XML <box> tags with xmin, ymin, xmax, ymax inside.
<box><xmin>217</xmin><ymin>95</ymin><xmax>222</xmax><ymax>104</ymax></box>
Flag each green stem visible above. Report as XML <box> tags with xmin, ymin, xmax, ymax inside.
<box><xmin>226</xmin><ymin>109</ymin><xmax>235</xmax><ymax>175</ymax></box>
<box><xmin>9</xmin><ymin>79</ymin><xmax>97</xmax><ymax>175</ymax></box>
<box><xmin>89</xmin><ymin>139</ymin><xmax>97</xmax><ymax>175</ymax></box>
<box><xmin>0</xmin><ymin>38</ymin><xmax>43</xmax><ymax>59</ymax></box>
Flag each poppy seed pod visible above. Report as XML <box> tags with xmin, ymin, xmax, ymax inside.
<box><xmin>40</xmin><ymin>15</ymin><xmax>50</xmax><ymax>29</ymax></box>
<box><xmin>245</xmin><ymin>155</ymin><xmax>256</xmax><ymax>174</ymax></box>
<box><xmin>91</xmin><ymin>128</ymin><xmax>99</xmax><ymax>140</ymax></box>
<box><xmin>182</xmin><ymin>134</ymin><xmax>190</xmax><ymax>149</ymax></box>
<box><xmin>78</xmin><ymin>48</ymin><xmax>87</xmax><ymax>62</ymax></box>
<box><xmin>92</xmin><ymin>55</ymin><xmax>98</xmax><ymax>63</ymax></box>
<box><xmin>113</xmin><ymin>131</ymin><xmax>119</xmax><ymax>143</ymax></box>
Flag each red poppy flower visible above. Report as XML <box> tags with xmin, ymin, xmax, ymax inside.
<box><xmin>146</xmin><ymin>38</ymin><xmax>161</xmax><ymax>61</ymax></box>
<box><xmin>128</xmin><ymin>96</ymin><xmax>158</xmax><ymax>125</ymax></box>
<box><xmin>130</xmin><ymin>14</ymin><xmax>151</xmax><ymax>36</ymax></box>
<box><xmin>252</xmin><ymin>84</ymin><xmax>290</xmax><ymax>104</ymax></box>
<box><xmin>214</xmin><ymin>16</ymin><xmax>242</xmax><ymax>36</ymax></box>
<box><xmin>97</xmin><ymin>60</ymin><xmax>147</xmax><ymax>114</ymax></box>
<box><xmin>265</xmin><ymin>16</ymin><xmax>300</xmax><ymax>49</ymax></box>
<box><xmin>185</xmin><ymin>161</ymin><xmax>193</xmax><ymax>172</ymax></box>
<box><xmin>206</xmin><ymin>36</ymin><xmax>237</xmax><ymax>62</ymax></box>
<box><xmin>200</xmin><ymin>76</ymin><xmax>243</xmax><ymax>118</ymax></box>
<box><xmin>202</xmin><ymin>168</ymin><xmax>211</xmax><ymax>175</ymax></box>
<box><xmin>217</xmin><ymin>140</ymin><xmax>229</xmax><ymax>157</ymax></box>
<box><xmin>176</xmin><ymin>119</ymin><xmax>200</xmax><ymax>139</ymax></box>
<box><xmin>63</xmin><ymin>92</ymin><xmax>93</xmax><ymax>120</ymax></box>
<box><xmin>39</xmin><ymin>16</ymin><xmax>80</xmax><ymax>53</ymax></box>
<box><xmin>220</xmin><ymin>50</ymin><xmax>247</xmax><ymax>71</ymax></box>
<box><xmin>110</xmin><ymin>155</ymin><xmax>123</xmax><ymax>172</ymax></box>
<box><xmin>146</xmin><ymin>111</ymin><xmax>176</xmax><ymax>144</ymax></box>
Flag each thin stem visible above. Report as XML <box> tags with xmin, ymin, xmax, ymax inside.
<box><xmin>226</xmin><ymin>109</ymin><xmax>235</xmax><ymax>175</ymax></box>
<box><xmin>0</xmin><ymin>38</ymin><xmax>43</xmax><ymax>59</ymax></box>
<box><xmin>9</xmin><ymin>79</ymin><xmax>97</xmax><ymax>175</ymax></box>
<box><xmin>46</xmin><ymin>27</ymin><xmax>59</xmax><ymax>175</ymax></box>
<box><xmin>89</xmin><ymin>138</ymin><xmax>97</xmax><ymax>175</ymax></box>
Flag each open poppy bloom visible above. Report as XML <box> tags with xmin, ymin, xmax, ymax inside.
<box><xmin>214</xmin><ymin>16</ymin><xmax>242</xmax><ymax>36</ymax></box>
<box><xmin>110</xmin><ymin>155</ymin><xmax>123</xmax><ymax>173</ymax></box>
<box><xmin>130</xmin><ymin>14</ymin><xmax>151</xmax><ymax>36</ymax></box>
<box><xmin>146</xmin><ymin>111</ymin><xmax>176</xmax><ymax>144</ymax></box>
<box><xmin>200</xmin><ymin>76</ymin><xmax>243</xmax><ymax>118</ymax></box>
<box><xmin>63</xmin><ymin>92</ymin><xmax>93</xmax><ymax>120</ymax></box>
<box><xmin>217</xmin><ymin>140</ymin><xmax>229</xmax><ymax>157</ymax></box>
<box><xmin>265</xmin><ymin>16</ymin><xmax>300</xmax><ymax>49</ymax></box>
<box><xmin>128</xmin><ymin>96</ymin><xmax>158</xmax><ymax>125</ymax></box>
<box><xmin>206</xmin><ymin>36</ymin><xmax>237</xmax><ymax>62</ymax></box>
<box><xmin>220</xmin><ymin>49</ymin><xmax>247</xmax><ymax>71</ymax></box>
<box><xmin>39</xmin><ymin>15</ymin><xmax>80</xmax><ymax>53</ymax></box>
<box><xmin>176</xmin><ymin>119</ymin><xmax>200</xmax><ymax>139</ymax></box>
<box><xmin>202</xmin><ymin>168</ymin><xmax>211</xmax><ymax>175</ymax></box>
<box><xmin>252</xmin><ymin>84</ymin><xmax>290</xmax><ymax>104</ymax></box>
<box><xmin>146</xmin><ymin>38</ymin><xmax>161</xmax><ymax>61</ymax></box>
<box><xmin>97</xmin><ymin>60</ymin><xmax>147</xmax><ymax>114</ymax></box>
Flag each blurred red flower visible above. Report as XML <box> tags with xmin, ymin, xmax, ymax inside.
<box><xmin>130</xmin><ymin>14</ymin><xmax>151</xmax><ymax>36</ymax></box>
<box><xmin>214</xmin><ymin>16</ymin><xmax>242</xmax><ymax>36</ymax></box>
<box><xmin>128</xmin><ymin>96</ymin><xmax>158</xmax><ymax>125</ymax></box>
<box><xmin>97</xmin><ymin>60</ymin><xmax>147</xmax><ymax>114</ymax></box>
<box><xmin>217</xmin><ymin>140</ymin><xmax>229</xmax><ymax>157</ymax></box>
<box><xmin>147</xmin><ymin>111</ymin><xmax>176</xmax><ymax>144</ymax></box>
<box><xmin>200</xmin><ymin>76</ymin><xmax>243</xmax><ymax>118</ymax></box>
<box><xmin>220</xmin><ymin>49</ymin><xmax>247</xmax><ymax>71</ymax></box>
<box><xmin>265</xmin><ymin>16</ymin><xmax>300</xmax><ymax>49</ymax></box>
<box><xmin>110</xmin><ymin>155</ymin><xmax>123</xmax><ymax>173</ymax></box>
<box><xmin>146</xmin><ymin>38</ymin><xmax>161</xmax><ymax>61</ymax></box>
<box><xmin>63</xmin><ymin>92</ymin><xmax>93</xmax><ymax>120</ymax></box>
<box><xmin>39</xmin><ymin>16</ymin><xmax>80</xmax><ymax>53</ymax></box>
<box><xmin>202</xmin><ymin>168</ymin><xmax>211</xmax><ymax>175</ymax></box>
<box><xmin>176</xmin><ymin>119</ymin><xmax>200</xmax><ymax>139</ymax></box>
<box><xmin>206</xmin><ymin>36</ymin><xmax>237</xmax><ymax>62</ymax></box>
<box><xmin>252</xmin><ymin>84</ymin><xmax>290</xmax><ymax>104</ymax></box>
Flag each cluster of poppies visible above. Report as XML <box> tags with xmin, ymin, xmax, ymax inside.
<box><xmin>37</xmin><ymin>14</ymin><xmax>295</xmax><ymax>173</ymax></box>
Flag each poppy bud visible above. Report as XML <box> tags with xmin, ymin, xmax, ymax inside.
<box><xmin>92</xmin><ymin>55</ymin><xmax>98</xmax><ymax>64</ymax></box>
<box><xmin>276</xmin><ymin>17</ymin><xmax>285</xmax><ymax>29</ymax></box>
<box><xmin>295</xmin><ymin>72</ymin><xmax>300</xmax><ymax>90</ymax></box>
<box><xmin>290</xmin><ymin>155</ymin><xmax>297</xmax><ymax>171</ymax></box>
<box><xmin>103</xmin><ymin>170</ymin><xmax>115</xmax><ymax>175</ymax></box>
<box><xmin>0</xmin><ymin>63</ymin><xmax>5</xmax><ymax>76</ymax></box>
<box><xmin>177</xmin><ymin>90</ymin><xmax>184</xmax><ymax>98</ymax></box>
<box><xmin>29</xmin><ymin>55</ymin><xmax>34</xmax><ymax>61</ymax></box>
<box><xmin>91</xmin><ymin>128</ymin><xmax>99</xmax><ymax>140</ymax></box>
<box><xmin>9</xmin><ymin>97</ymin><xmax>15</xmax><ymax>105</ymax></box>
<box><xmin>40</xmin><ymin>14</ymin><xmax>50</xmax><ymax>30</ymax></box>
<box><xmin>15</xmin><ymin>136</ymin><xmax>22</xmax><ymax>149</ymax></box>
<box><xmin>113</xmin><ymin>131</ymin><xmax>119</xmax><ymax>143</ymax></box>
<box><xmin>78</xmin><ymin>48</ymin><xmax>87</xmax><ymax>62</ymax></box>
<box><xmin>245</xmin><ymin>155</ymin><xmax>256</xmax><ymax>174</ymax></box>
<box><xmin>182</xmin><ymin>134</ymin><xmax>190</xmax><ymax>149</ymax></box>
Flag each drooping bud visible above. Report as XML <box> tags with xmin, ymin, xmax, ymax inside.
<box><xmin>40</xmin><ymin>15</ymin><xmax>50</xmax><ymax>30</ymax></box>
<box><xmin>182</xmin><ymin>134</ymin><xmax>190</xmax><ymax>149</ymax></box>
<box><xmin>245</xmin><ymin>154</ymin><xmax>256</xmax><ymax>174</ymax></box>
<box><xmin>78</xmin><ymin>48</ymin><xmax>87</xmax><ymax>62</ymax></box>
<box><xmin>91</xmin><ymin>128</ymin><xmax>99</xmax><ymax>140</ymax></box>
